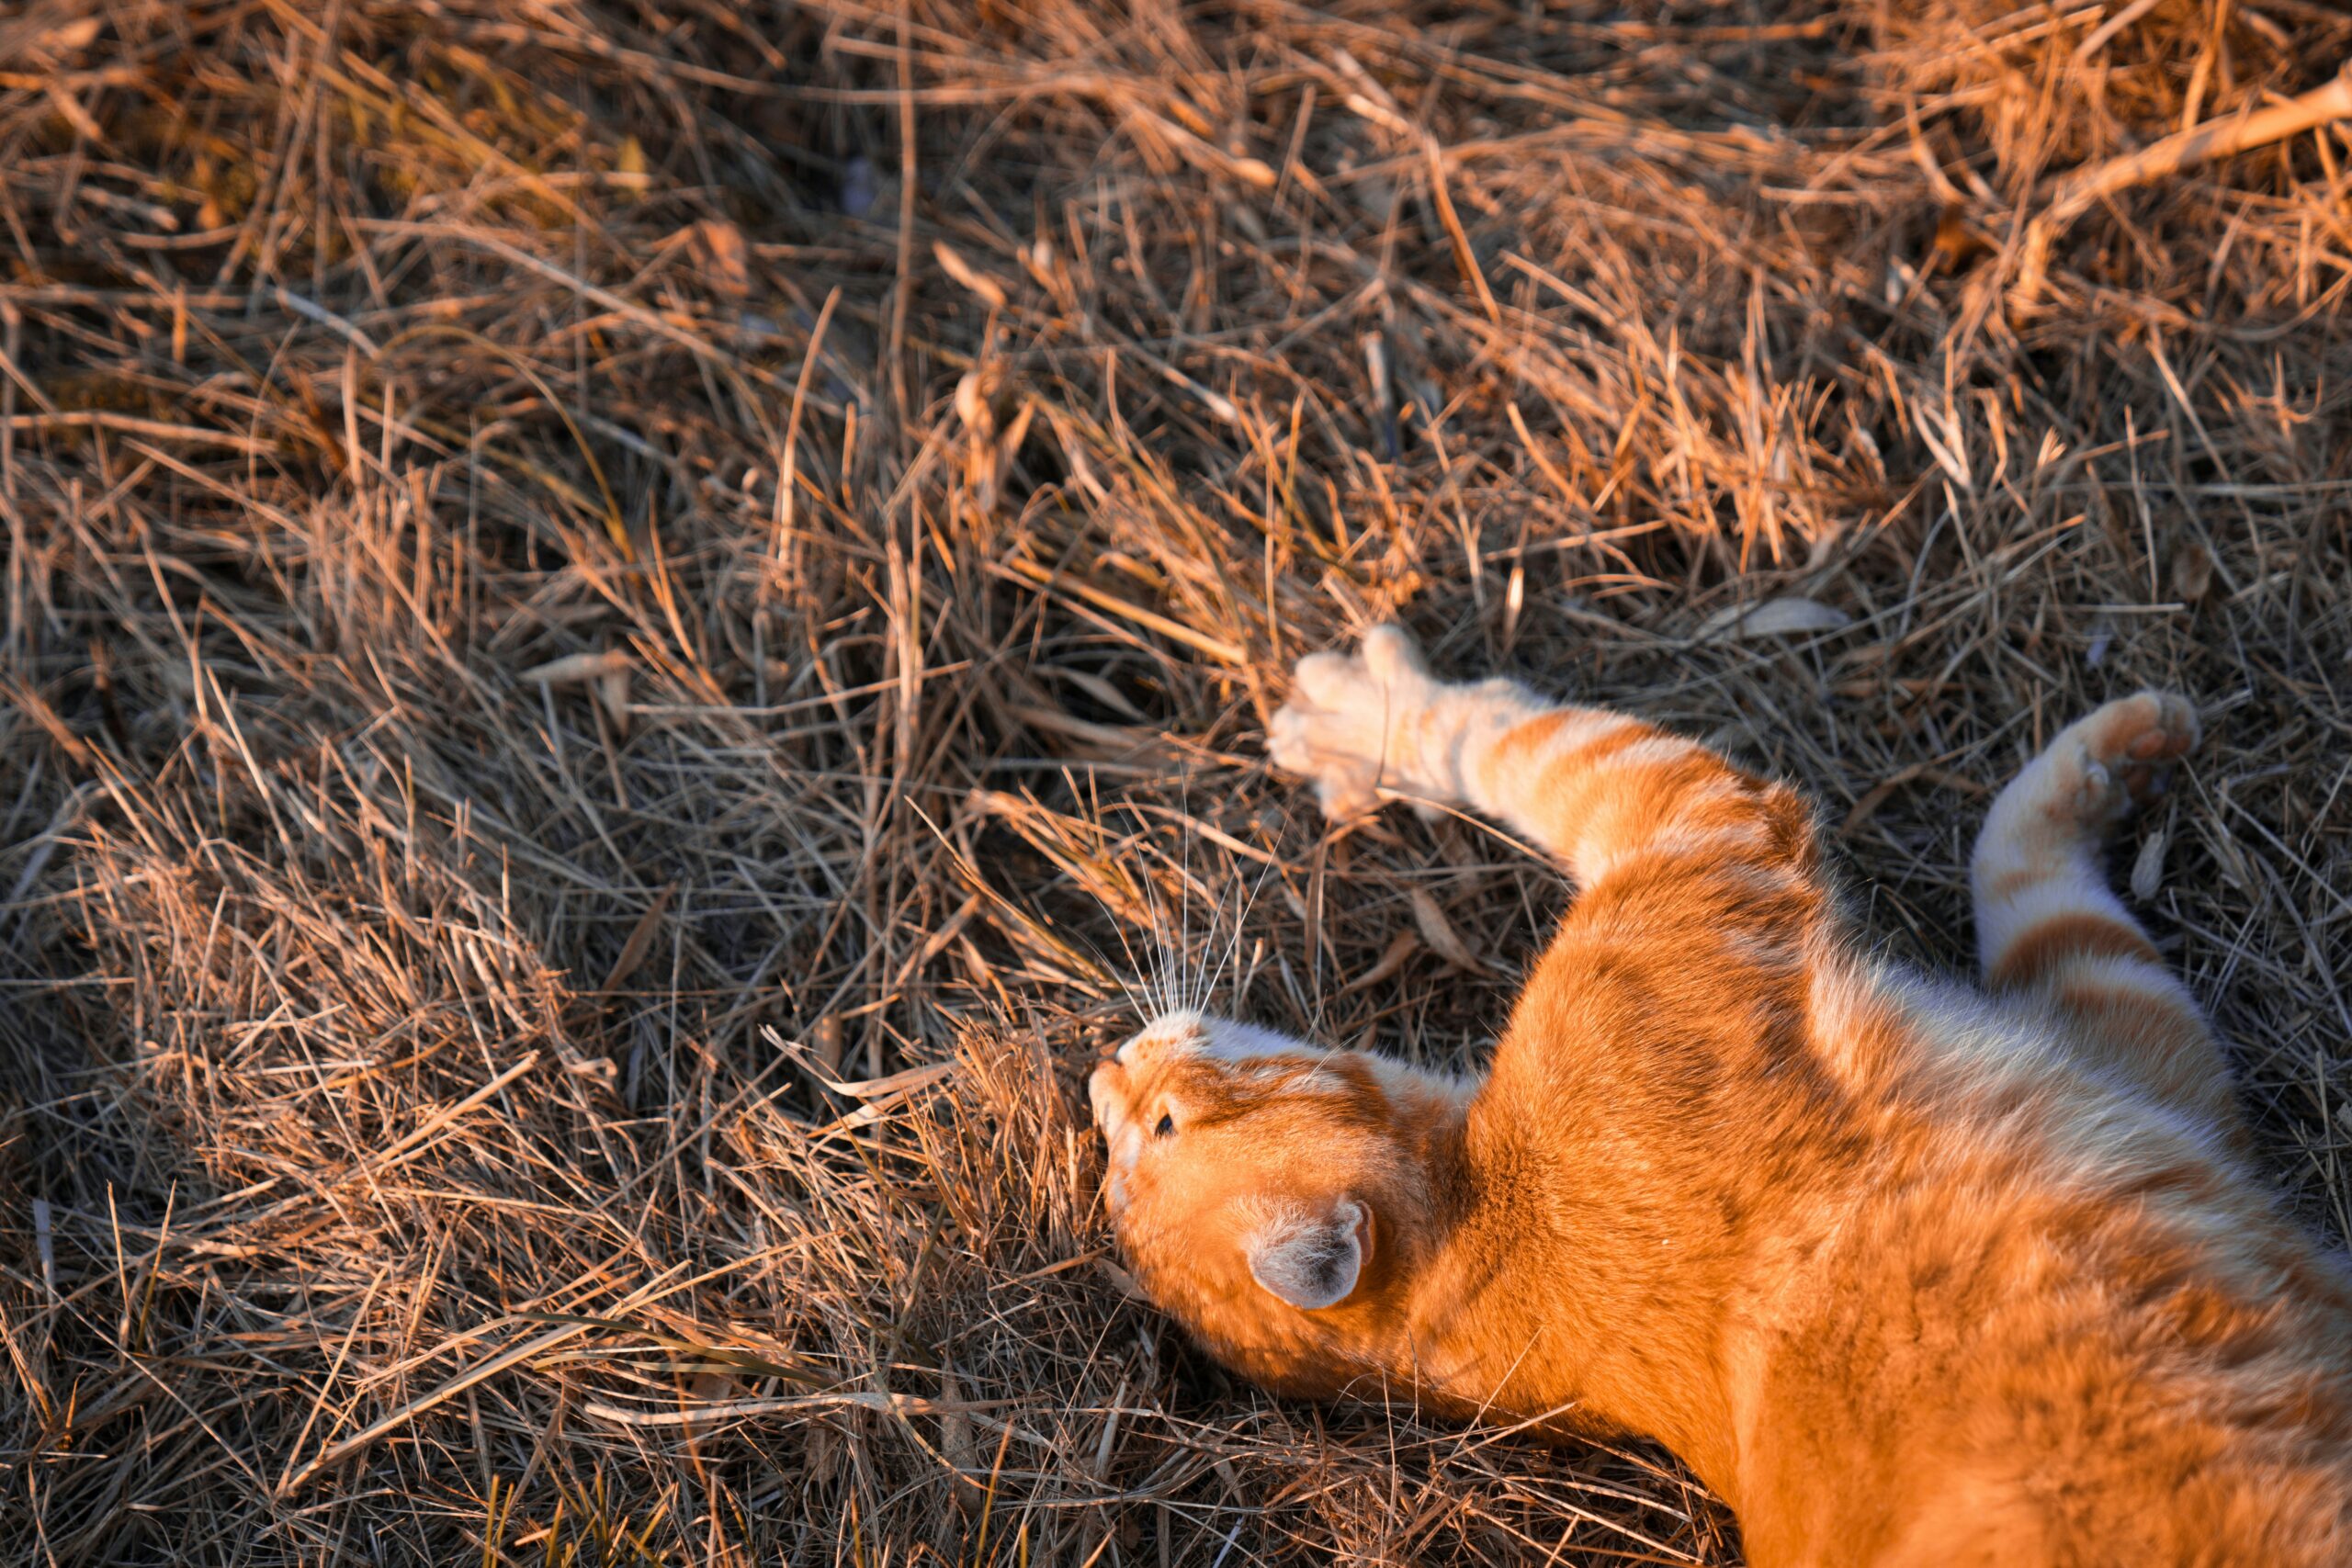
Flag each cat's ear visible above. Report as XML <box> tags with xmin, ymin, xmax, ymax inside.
<box><xmin>1246</xmin><ymin>1198</ymin><xmax>1370</xmax><ymax>1310</ymax></box>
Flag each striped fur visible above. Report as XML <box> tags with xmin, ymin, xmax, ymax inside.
<box><xmin>1091</xmin><ymin>626</ymin><xmax>2352</xmax><ymax>1567</ymax></box>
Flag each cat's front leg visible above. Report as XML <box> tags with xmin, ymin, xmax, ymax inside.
<box><xmin>1267</xmin><ymin>626</ymin><xmax>1541</xmax><ymax>819</ymax></box>
<box><xmin>1270</xmin><ymin>627</ymin><xmax>1815</xmax><ymax>897</ymax></box>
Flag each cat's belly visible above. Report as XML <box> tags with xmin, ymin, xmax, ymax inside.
<box><xmin>1728</xmin><ymin>1089</ymin><xmax>2352</xmax><ymax>1566</ymax></box>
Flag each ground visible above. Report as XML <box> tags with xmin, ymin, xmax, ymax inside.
<box><xmin>4</xmin><ymin>1</ymin><xmax>2351</xmax><ymax>1563</ymax></box>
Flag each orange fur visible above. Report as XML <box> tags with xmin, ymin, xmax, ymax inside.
<box><xmin>1091</xmin><ymin>627</ymin><xmax>2352</xmax><ymax>1565</ymax></box>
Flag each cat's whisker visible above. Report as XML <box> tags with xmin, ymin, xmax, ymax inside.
<box><xmin>1204</xmin><ymin>821</ymin><xmax>1283</xmax><ymax>1015</ymax></box>
<box><xmin>1072</xmin><ymin>772</ymin><xmax>1149</xmax><ymax>1025</ymax></box>
<box><xmin>1144</xmin><ymin>826</ymin><xmax>1167</xmax><ymax>1000</ymax></box>
<box><xmin>1101</xmin><ymin>860</ymin><xmax>1159</xmax><ymax>1024</ymax></box>
<box><xmin>1040</xmin><ymin>768</ymin><xmax>1156</xmax><ymax>1027</ymax></box>
<box><xmin>1194</xmin><ymin>861</ymin><xmax>1234</xmax><ymax>1016</ymax></box>
<box><xmin>1180</xmin><ymin>795</ymin><xmax>1198</xmax><ymax>1014</ymax></box>
<box><xmin>1134</xmin><ymin>809</ymin><xmax>1180</xmax><ymax>1021</ymax></box>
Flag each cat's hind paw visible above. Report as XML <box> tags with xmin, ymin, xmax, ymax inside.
<box><xmin>2049</xmin><ymin>691</ymin><xmax>2201</xmax><ymax>829</ymax></box>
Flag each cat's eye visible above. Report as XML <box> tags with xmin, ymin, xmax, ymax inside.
<box><xmin>1154</xmin><ymin>1113</ymin><xmax>1175</xmax><ymax>1137</ymax></box>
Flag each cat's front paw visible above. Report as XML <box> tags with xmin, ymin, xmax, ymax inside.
<box><xmin>1267</xmin><ymin>626</ymin><xmax>1438</xmax><ymax>819</ymax></box>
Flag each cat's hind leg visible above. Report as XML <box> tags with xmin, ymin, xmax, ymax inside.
<box><xmin>1970</xmin><ymin>693</ymin><xmax>2245</xmax><ymax>1141</ymax></box>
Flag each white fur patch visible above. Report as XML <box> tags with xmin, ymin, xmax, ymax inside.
<box><xmin>1197</xmin><ymin>1017</ymin><xmax>1316</xmax><ymax>1061</ymax></box>
<box><xmin>1639</xmin><ymin>818</ymin><xmax>1774</xmax><ymax>865</ymax></box>
<box><xmin>1116</xmin><ymin>1010</ymin><xmax>1463</xmax><ymax>1105</ymax></box>
<box><xmin>1117</xmin><ymin>1010</ymin><xmax>1317</xmax><ymax>1066</ymax></box>
<box><xmin>1973</xmin><ymin>870</ymin><xmax>2132</xmax><ymax>973</ymax></box>
<box><xmin>1363</xmin><ymin>1053</ymin><xmax>1476</xmax><ymax>1106</ymax></box>
<box><xmin>1239</xmin><ymin>1060</ymin><xmax>1352</xmax><ymax>1096</ymax></box>
<box><xmin>1611</xmin><ymin>734</ymin><xmax>1705</xmax><ymax>772</ymax></box>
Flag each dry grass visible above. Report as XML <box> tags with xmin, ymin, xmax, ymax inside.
<box><xmin>4</xmin><ymin>0</ymin><xmax>2351</xmax><ymax>1562</ymax></box>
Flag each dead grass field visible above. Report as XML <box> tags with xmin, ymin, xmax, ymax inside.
<box><xmin>5</xmin><ymin>1</ymin><xmax>2352</xmax><ymax>1562</ymax></box>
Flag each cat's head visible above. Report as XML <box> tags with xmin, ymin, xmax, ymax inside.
<box><xmin>1087</xmin><ymin>1008</ymin><xmax>1464</xmax><ymax>1395</ymax></box>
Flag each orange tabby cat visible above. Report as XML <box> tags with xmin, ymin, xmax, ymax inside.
<box><xmin>1089</xmin><ymin>625</ymin><xmax>2352</xmax><ymax>1566</ymax></box>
